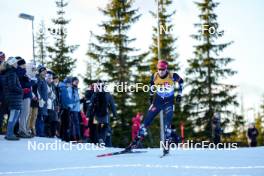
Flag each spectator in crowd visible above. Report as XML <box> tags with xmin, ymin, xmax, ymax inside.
<box><xmin>52</xmin><ymin>74</ymin><xmax>60</xmax><ymax>99</ymax></box>
<box><xmin>131</xmin><ymin>112</ymin><xmax>143</xmax><ymax>141</ymax></box>
<box><xmin>84</xmin><ymin>83</ymin><xmax>97</xmax><ymax>143</ymax></box>
<box><xmin>0</xmin><ymin>51</ymin><xmax>5</xmax><ymax>63</ymax></box>
<box><xmin>52</xmin><ymin>74</ymin><xmax>61</xmax><ymax>136</ymax></box>
<box><xmin>247</xmin><ymin>123</ymin><xmax>259</xmax><ymax>147</ymax></box>
<box><xmin>59</xmin><ymin>77</ymin><xmax>72</xmax><ymax>141</ymax></box>
<box><xmin>35</xmin><ymin>66</ymin><xmax>48</xmax><ymax>137</ymax></box>
<box><xmin>131</xmin><ymin>112</ymin><xmax>143</xmax><ymax>148</ymax></box>
<box><xmin>88</xmin><ymin>81</ymin><xmax>117</xmax><ymax>144</ymax></box>
<box><xmin>53</xmin><ymin>74</ymin><xmax>60</xmax><ymax>111</ymax></box>
<box><xmin>16</xmin><ymin>57</ymin><xmax>32</xmax><ymax>138</ymax></box>
<box><xmin>27</xmin><ymin>67</ymin><xmax>39</xmax><ymax>136</ymax></box>
<box><xmin>45</xmin><ymin>73</ymin><xmax>59</xmax><ymax>137</ymax></box>
<box><xmin>82</xmin><ymin>84</ymin><xmax>94</xmax><ymax>115</ymax></box>
<box><xmin>80</xmin><ymin>111</ymin><xmax>89</xmax><ymax>142</ymax></box>
<box><xmin>68</xmin><ymin>77</ymin><xmax>81</xmax><ymax>141</ymax></box>
<box><xmin>3</xmin><ymin>57</ymin><xmax>23</xmax><ymax>140</ymax></box>
<box><xmin>0</xmin><ymin>51</ymin><xmax>8</xmax><ymax>134</ymax></box>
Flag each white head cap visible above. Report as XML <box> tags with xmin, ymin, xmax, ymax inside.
<box><xmin>6</xmin><ymin>57</ymin><xmax>19</xmax><ymax>66</ymax></box>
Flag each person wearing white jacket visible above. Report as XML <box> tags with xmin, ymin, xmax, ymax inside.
<box><xmin>45</xmin><ymin>73</ymin><xmax>59</xmax><ymax>137</ymax></box>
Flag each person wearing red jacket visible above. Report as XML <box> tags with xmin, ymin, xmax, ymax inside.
<box><xmin>131</xmin><ymin>112</ymin><xmax>143</xmax><ymax>141</ymax></box>
<box><xmin>80</xmin><ymin>111</ymin><xmax>90</xmax><ymax>142</ymax></box>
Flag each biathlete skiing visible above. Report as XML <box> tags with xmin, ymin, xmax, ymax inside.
<box><xmin>127</xmin><ymin>60</ymin><xmax>184</xmax><ymax>155</ymax></box>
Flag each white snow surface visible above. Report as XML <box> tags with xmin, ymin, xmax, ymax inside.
<box><xmin>0</xmin><ymin>135</ymin><xmax>264</xmax><ymax>176</ymax></box>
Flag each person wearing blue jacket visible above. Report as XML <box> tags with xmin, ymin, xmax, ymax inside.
<box><xmin>67</xmin><ymin>77</ymin><xmax>81</xmax><ymax>141</ymax></box>
<box><xmin>59</xmin><ymin>77</ymin><xmax>72</xmax><ymax>141</ymax></box>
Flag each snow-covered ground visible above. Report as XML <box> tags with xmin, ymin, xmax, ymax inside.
<box><xmin>0</xmin><ymin>135</ymin><xmax>264</xmax><ymax>176</ymax></box>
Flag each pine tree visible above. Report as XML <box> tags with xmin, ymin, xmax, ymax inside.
<box><xmin>87</xmin><ymin>0</ymin><xmax>144</xmax><ymax>146</ymax></box>
<box><xmin>35</xmin><ymin>21</ymin><xmax>48</xmax><ymax>66</ymax></box>
<box><xmin>83</xmin><ymin>32</ymin><xmax>99</xmax><ymax>87</ymax></box>
<box><xmin>82</xmin><ymin>61</ymin><xmax>93</xmax><ymax>86</ymax></box>
<box><xmin>185</xmin><ymin>0</ymin><xmax>238</xmax><ymax>140</ymax></box>
<box><xmin>47</xmin><ymin>0</ymin><xmax>78</xmax><ymax>79</ymax></box>
<box><xmin>223</xmin><ymin>95</ymin><xmax>247</xmax><ymax>145</ymax></box>
<box><xmin>230</xmin><ymin>114</ymin><xmax>247</xmax><ymax>146</ymax></box>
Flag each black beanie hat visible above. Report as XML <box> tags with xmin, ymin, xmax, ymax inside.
<box><xmin>38</xmin><ymin>66</ymin><xmax>47</xmax><ymax>73</ymax></box>
<box><xmin>72</xmin><ymin>77</ymin><xmax>79</xmax><ymax>82</ymax></box>
<box><xmin>53</xmin><ymin>74</ymin><xmax>59</xmax><ymax>79</ymax></box>
<box><xmin>15</xmin><ymin>56</ymin><xmax>22</xmax><ymax>60</ymax></box>
<box><xmin>17</xmin><ymin>59</ymin><xmax>26</xmax><ymax>66</ymax></box>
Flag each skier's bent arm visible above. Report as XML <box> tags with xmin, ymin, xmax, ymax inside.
<box><xmin>173</xmin><ymin>73</ymin><xmax>183</xmax><ymax>96</ymax></box>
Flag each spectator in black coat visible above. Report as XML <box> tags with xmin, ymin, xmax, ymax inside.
<box><xmin>81</xmin><ymin>84</ymin><xmax>95</xmax><ymax>115</ymax></box>
<box><xmin>3</xmin><ymin>57</ymin><xmax>23</xmax><ymax>140</ymax></box>
<box><xmin>88</xmin><ymin>81</ymin><xmax>117</xmax><ymax>144</ymax></box>
<box><xmin>80</xmin><ymin>84</ymin><xmax>95</xmax><ymax>141</ymax></box>
<box><xmin>16</xmin><ymin>58</ymin><xmax>32</xmax><ymax>138</ymax></box>
<box><xmin>0</xmin><ymin>51</ymin><xmax>8</xmax><ymax>134</ymax></box>
<box><xmin>52</xmin><ymin>74</ymin><xmax>61</xmax><ymax>136</ymax></box>
<box><xmin>247</xmin><ymin>123</ymin><xmax>259</xmax><ymax>147</ymax></box>
<box><xmin>35</xmin><ymin>66</ymin><xmax>48</xmax><ymax>137</ymax></box>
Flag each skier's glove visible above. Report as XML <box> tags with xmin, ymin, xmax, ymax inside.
<box><xmin>176</xmin><ymin>95</ymin><xmax>182</xmax><ymax>103</ymax></box>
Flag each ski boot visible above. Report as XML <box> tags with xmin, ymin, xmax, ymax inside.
<box><xmin>126</xmin><ymin>125</ymin><xmax>147</xmax><ymax>151</ymax></box>
<box><xmin>5</xmin><ymin>135</ymin><xmax>20</xmax><ymax>141</ymax></box>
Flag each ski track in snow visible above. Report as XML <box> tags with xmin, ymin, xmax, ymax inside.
<box><xmin>1</xmin><ymin>136</ymin><xmax>264</xmax><ymax>176</ymax></box>
<box><xmin>1</xmin><ymin>165</ymin><xmax>264</xmax><ymax>175</ymax></box>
